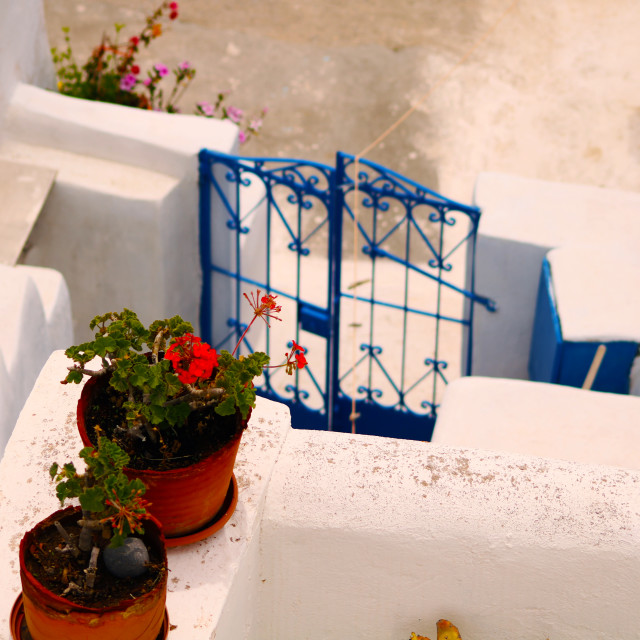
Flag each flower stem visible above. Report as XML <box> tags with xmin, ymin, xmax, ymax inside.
<box><xmin>232</xmin><ymin>316</ymin><xmax>257</xmax><ymax>357</ymax></box>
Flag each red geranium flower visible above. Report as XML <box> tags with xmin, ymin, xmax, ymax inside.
<box><xmin>166</xmin><ymin>333</ymin><xmax>218</xmax><ymax>385</ymax></box>
<box><xmin>243</xmin><ymin>289</ymin><xmax>282</xmax><ymax>327</ymax></box>
<box><xmin>290</xmin><ymin>339</ymin><xmax>307</xmax><ymax>370</ymax></box>
<box><xmin>295</xmin><ymin>352</ymin><xmax>308</xmax><ymax>369</ymax></box>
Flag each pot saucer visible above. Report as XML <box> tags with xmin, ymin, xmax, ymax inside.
<box><xmin>164</xmin><ymin>473</ymin><xmax>238</xmax><ymax>548</ymax></box>
<box><xmin>10</xmin><ymin>594</ymin><xmax>170</xmax><ymax>639</ymax></box>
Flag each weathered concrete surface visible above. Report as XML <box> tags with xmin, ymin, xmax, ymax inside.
<box><xmin>43</xmin><ymin>0</ymin><xmax>640</xmax><ymax>202</ymax></box>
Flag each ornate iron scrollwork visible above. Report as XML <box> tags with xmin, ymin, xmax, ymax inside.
<box><xmin>199</xmin><ymin>149</ymin><xmax>495</xmax><ymax>438</ymax></box>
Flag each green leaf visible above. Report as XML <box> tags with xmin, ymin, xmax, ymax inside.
<box><xmin>149</xmin><ymin>403</ymin><xmax>167</xmax><ymax>424</ymax></box>
<box><xmin>62</xmin><ymin>462</ymin><xmax>78</xmax><ymax>477</ymax></box>
<box><xmin>165</xmin><ymin>402</ymin><xmax>191</xmax><ymax>426</ymax></box>
<box><xmin>164</xmin><ymin>371</ymin><xmax>183</xmax><ymax>397</ymax></box>
<box><xmin>146</xmin><ymin>363</ymin><xmax>164</xmax><ymax>389</ymax></box>
<box><xmin>79</xmin><ymin>486</ymin><xmax>106</xmax><ymax>512</ymax></box>
<box><xmin>55</xmin><ymin>476</ymin><xmax>82</xmax><ymax>503</ymax></box>
<box><xmin>109</xmin><ymin>532</ymin><xmax>126</xmax><ymax>548</ymax></box>
<box><xmin>215</xmin><ymin>396</ymin><xmax>236</xmax><ymax>416</ymax></box>
<box><xmin>65</xmin><ymin>369</ymin><xmax>84</xmax><ymax>384</ymax></box>
<box><xmin>97</xmin><ymin>436</ymin><xmax>130</xmax><ymax>470</ymax></box>
<box><xmin>129</xmin><ymin>362</ymin><xmax>150</xmax><ymax>388</ymax></box>
<box><xmin>93</xmin><ymin>335</ymin><xmax>117</xmax><ymax>357</ymax></box>
<box><xmin>110</xmin><ymin>362</ymin><xmax>133</xmax><ymax>392</ymax></box>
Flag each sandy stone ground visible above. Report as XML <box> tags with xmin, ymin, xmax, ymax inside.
<box><xmin>44</xmin><ymin>0</ymin><xmax>640</xmax><ymax>202</ymax></box>
<box><xmin>41</xmin><ymin>0</ymin><xmax>640</xmax><ymax>416</ymax></box>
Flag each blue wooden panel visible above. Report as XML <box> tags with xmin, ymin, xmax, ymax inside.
<box><xmin>529</xmin><ymin>258</ymin><xmax>562</xmax><ymax>383</ymax></box>
<box><xmin>529</xmin><ymin>255</ymin><xmax>638</xmax><ymax>394</ymax></box>
<box><xmin>559</xmin><ymin>341</ymin><xmax>638</xmax><ymax>394</ymax></box>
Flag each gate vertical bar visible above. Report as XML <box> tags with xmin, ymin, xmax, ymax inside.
<box><xmin>198</xmin><ymin>151</ymin><xmax>213</xmax><ymax>343</ymax></box>
<box><xmin>232</xmin><ymin>165</ymin><xmax>242</xmax><ymax>352</ymax></box>
<box><xmin>327</xmin><ymin>154</ymin><xmax>346</xmax><ymax>430</ymax></box>
<box><xmin>464</xmin><ymin>220</ymin><xmax>478</xmax><ymax>376</ymax></box>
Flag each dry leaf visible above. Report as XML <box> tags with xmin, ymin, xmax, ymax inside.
<box><xmin>437</xmin><ymin>619</ymin><xmax>462</xmax><ymax>640</ymax></box>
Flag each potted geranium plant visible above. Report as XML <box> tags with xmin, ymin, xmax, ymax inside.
<box><xmin>63</xmin><ymin>290</ymin><xmax>306</xmax><ymax>544</ymax></box>
<box><xmin>16</xmin><ymin>438</ymin><xmax>168</xmax><ymax>640</ymax></box>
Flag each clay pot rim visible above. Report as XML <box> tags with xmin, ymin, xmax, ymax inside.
<box><xmin>78</xmin><ymin>375</ymin><xmax>250</xmax><ymax>477</ymax></box>
<box><xmin>10</xmin><ymin>594</ymin><xmax>171</xmax><ymax>640</ymax></box>
<box><xmin>20</xmin><ymin>506</ymin><xmax>167</xmax><ymax>614</ymax></box>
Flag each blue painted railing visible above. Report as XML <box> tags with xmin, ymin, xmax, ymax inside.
<box><xmin>199</xmin><ymin>150</ymin><xmax>495</xmax><ymax>440</ymax></box>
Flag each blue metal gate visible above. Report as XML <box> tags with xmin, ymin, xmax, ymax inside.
<box><xmin>199</xmin><ymin>150</ymin><xmax>494</xmax><ymax>440</ymax></box>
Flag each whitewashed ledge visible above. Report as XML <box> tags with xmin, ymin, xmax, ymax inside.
<box><xmin>0</xmin><ymin>350</ymin><xmax>290</xmax><ymax>640</ymax></box>
<box><xmin>0</xmin><ymin>264</ymin><xmax>72</xmax><ymax>457</ymax></box>
<box><xmin>2</xmin><ymin>353</ymin><xmax>640</xmax><ymax>639</ymax></box>
<box><xmin>432</xmin><ymin>376</ymin><xmax>640</xmax><ymax>470</ymax></box>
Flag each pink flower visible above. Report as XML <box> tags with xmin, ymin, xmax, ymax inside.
<box><xmin>119</xmin><ymin>73</ymin><xmax>137</xmax><ymax>92</ymax></box>
<box><xmin>154</xmin><ymin>63</ymin><xmax>169</xmax><ymax>77</ymax></box>
<box><xmin>179</xmin><ymin>61</ymin><xmax>190</xmax><ymax>70</ymax></box>
<box><xmin>144</xmin><ymin>77</ymin><xmax>152</xmax><ymax>87</ymax></box>
<box><xmin>238</xmin><ymin>130</ymin><xmax>247</xmax><ymax>144</ymax></box>
<box><xmin>197</xmin><ymin>101</ymin><xmax>214</xmax><ymax>116</ymax></box>
<box><xmin>226</xmin><ymin>106</ymin><xmax>244</xmax><ymax>123</ymax></box>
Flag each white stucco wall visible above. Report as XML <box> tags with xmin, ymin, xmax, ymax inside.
<box><xmin>0</xmin><ymin>265</ymin><xmax>72</xmax><ymax>457</ymax></box>
<box><xmin>3</xmin><ymin>352</ymin><xmax>640</xmax><ymax>640</ymax></box>
<box><xmin>0</xmin><ymin>0</ymin><xmax>53</xmax><ymax>121</ymax></box>
<box><xmin>1</xmin><ymin>84</ymin><xmax>240</xmax><ymax>341</ymax></box>
<box><xmin>468</xmin><ymin>172</ymin><xmax>640</xmax><ymax>379</ymax></box>
<box><xmin>255</xmin><ymin>429</ymin><xmax>640</xmax><ymax>640</ymax></box>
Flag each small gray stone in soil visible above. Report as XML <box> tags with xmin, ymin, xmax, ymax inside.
<box><xmin>103</xmin><ymin>537</ymin><xmax>150</xmax><ymax>578</ymax></box>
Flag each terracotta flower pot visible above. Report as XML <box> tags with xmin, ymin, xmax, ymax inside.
<box><xmin>77</xmin><ymin>376</ymin><xmax>247</xmax><ymax>542</ymax></box>
<box><xmin>19</xmin><ymin>506</ymin><xmax>167</xmax><ymax>640</ymax></box>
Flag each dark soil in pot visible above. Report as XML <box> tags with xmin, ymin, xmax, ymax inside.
<box><xmin>83</xmin><ymin>374</ymin><xmax>246</xmax><ymax>471</ymax></box>
<box><xmin>23</xmin><ymin>509</ymin><xmax>166</xmax><ymax>609</ymax></box>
